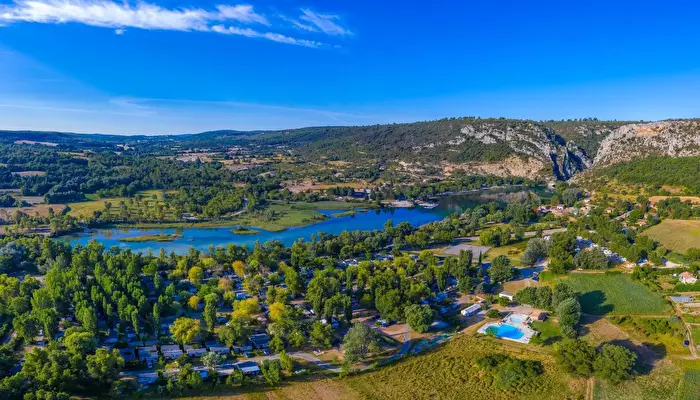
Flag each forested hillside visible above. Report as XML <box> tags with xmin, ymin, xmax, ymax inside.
<box><xmin>1</xmin><ymin>118</ymin><xmax>634</xmax><ymax>180</ymax></box>
<box><xmin>582</xmin><ymin>155</ymin><xmax>700</xmax><ymax>194</ymax></box>
<box><xmin>182</xmin><ymin>118</ymin><xmax>633</xmax><ymax>180</ymax></box>
<box><xmin>11</xmin><ymin>118</ymin><xmax>700</xmax><ymax>182</ymax></box>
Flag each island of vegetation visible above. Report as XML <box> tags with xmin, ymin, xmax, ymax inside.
<box><xmin>230</xmin><ymin>227</ymin><xmax>261</xmax><ymax>235</ymax></box>
<box><xmin>118</xmin><ymin>233</ymin><xmax>182</xmax><ymax>242</ymax></box>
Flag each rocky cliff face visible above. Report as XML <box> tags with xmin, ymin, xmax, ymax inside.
<box><xmin>593</xmin><ymin>120</ymin><xmax>700</xmax><ymax>166</ymax></box>
<box><xmin>444</xmin><ymin>123</ymin><xmax>592</xmax><ymax>180</ymax></box>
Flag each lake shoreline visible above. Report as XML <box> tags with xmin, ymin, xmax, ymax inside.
<box><xmin>63</xmin><ymin>187</ymin><xmax>548</xmax><ymax>253</ymax></box>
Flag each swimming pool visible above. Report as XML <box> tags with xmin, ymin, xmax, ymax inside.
<box><xmin>486</xmin><ymin>323</ymin><xmax>524</xmax><ymax>340</ymax></box>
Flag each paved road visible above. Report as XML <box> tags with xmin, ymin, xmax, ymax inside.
<box><xmin>381</xmin><ymin>328</ymin><xmax>412</xmax><ymax>365</ymax></box>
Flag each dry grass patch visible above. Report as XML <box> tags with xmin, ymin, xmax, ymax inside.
<box><xmin>344</xmin><ymin>335</ymin><xmax>582</xmax><ymax>400</ymax></box>
<box><xmin>593</xmin><ymin>360</ymin><xmax>683</xmax><ymax>400</ymax></box>
<box><xmin>282</xmin><ymin>180</ymin><xmax>367</xmax><ymax>194</ymax></box>
<box><xmin>642</xmin><ymin>219</ymin><xmax>700</xmax><ymax>253</ymax></box>
<box><xmin>580</xmin><ymin>315</ymin><xmax>630</xmax><ymax>346</ymax></box>
<box><xmin>12</xmin><ymin>171</ymin><xmax>47</xmax><ymax>177</ymax></box>
<box><xmin>0</xmin><ymin>204</ymin><xmax>67</xmax><ymax>221</ymax></box>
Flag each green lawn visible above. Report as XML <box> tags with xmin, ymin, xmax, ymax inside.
<box><xmin>563</xmin><ymin>274</ymin><xmax>671</xmax><ymax>315</ymax></box>
<box><xmin>642</xmin><ymin>219</ymin><xmax>700</xmax><ymax>253</ymax></box>
<box><xmin>484</xmin><ymin>240</ymin><xmax>528</xmax><ymax>267</ymax></box>
<box><xmin>530</xmin><ymin>320</ymin><xmax>561</xmax><ymax>345</ymax></box>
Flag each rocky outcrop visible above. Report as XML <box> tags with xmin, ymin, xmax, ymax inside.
<box><xmin>453</xmin><ymin>123</ymin><xmax>592</xmax><ymax>180</ymax></box>
<box><xmin>594</xmin><ymin>120</ymin><xmax>700</xmax><ymax>166</ymax></box>
<box><xmin>441</xmin><ymin>157</ymin><xmax>549</xmax><ymax>180</ymax></box>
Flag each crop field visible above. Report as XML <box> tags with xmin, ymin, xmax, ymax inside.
<box><xmin>181</xmin><ymin>336</ymin><xmax>584</xmax><ymax>400</ymax></box>
<box><xmin>641</xmin><ymin>219</ymin><xmax>700</xmax><ymax>253</ymax></box>
<box><xmin>563</xmin><ymin>274</ymin><xmax>671</xmax><ymax>315</ymax></box>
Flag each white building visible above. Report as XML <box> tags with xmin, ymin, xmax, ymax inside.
<box><xmin>461</xmin><ymin>304</ymin><xmax>482</xmax><ymax>317</ymax></box>
<box><xmin>680</xmin><ymin>271</ymin><xmax>698</xmax><ymax>285</ymax></box>
<box><xmin>499</xmin><ymin>292</ymin><xmax>515</xmax><ymax>301</ymax></box>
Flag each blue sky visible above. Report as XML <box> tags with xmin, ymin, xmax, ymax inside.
<box><xmin>1</xmin><ymin>0</ymin><xmax>700</xmax><ymax>134</ymax></box>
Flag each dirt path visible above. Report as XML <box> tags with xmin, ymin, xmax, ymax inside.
<box><xmin>675</xmin><ymin>304</ymin><xmax>700</xmax><ymax>359</ymax></box>
<box><xmin>586</xmin><ymin>377</ymin><xmax>595</xmax><ymax>400</ymax></box>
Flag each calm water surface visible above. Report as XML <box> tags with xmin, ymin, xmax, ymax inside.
<box><xmin>65</xmin><ymin>188</ymin><xmax>548</xmax><ymax>253</ymax></box>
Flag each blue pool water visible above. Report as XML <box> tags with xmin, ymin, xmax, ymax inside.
<box><xmin>487</xmin><ymin>324</ymin><xmax>525</xmax><ymax>340</ymax></box>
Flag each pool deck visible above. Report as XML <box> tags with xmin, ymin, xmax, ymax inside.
<box><xmin>478</xmin><ymin>312</ymin><xmax>535</xmax><ymax>344</ymax></box>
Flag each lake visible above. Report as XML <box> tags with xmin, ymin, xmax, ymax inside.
<box><xmin>65</xmin><ymin>187</ymin><xmax>549</xmax><ymax>253</ymax></box>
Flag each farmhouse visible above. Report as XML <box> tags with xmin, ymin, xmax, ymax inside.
<box><xmin>680</xmin><ymin>271</ymin><xmax>698</xmax><ymax>285</ymax></box>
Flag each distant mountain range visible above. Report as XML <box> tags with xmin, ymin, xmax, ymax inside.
<box><xmin>3</xmin><ymin>118</ymin><xmax>699</xmax><ymax>181</ymax></box>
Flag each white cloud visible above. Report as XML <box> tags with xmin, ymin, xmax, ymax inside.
<box><xmin>0</xmin><ymin>0</ymin><xmax>329</xmax><ymax>47</ymax></box>
<box><xmin>0</xmin><ymin>0</ymin><xmax>214</xmax><ymax>31</ymax></box>
<box><xmin>298</xmin><ymin>9</ymin><xmax>350</xmax><ymax>36</ymax></box>
<box><xmin>216</xmin><ymin>4</ymin><xmax>268</xmax><ymax>26</ymax></box>
<box><xmin>211</xmin><ymin>25</ymin><xmax>321</xmax><ymax>48</ymax></box>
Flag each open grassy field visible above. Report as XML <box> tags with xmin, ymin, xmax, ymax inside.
<box><xmin>67</xmin><ymin>190</ymin><xmax>175</xmax><ymax>220</ymax></box>
<box><xmin>12</xmin><ymin>170</ymin><xmax>47</xmax><ymax>177</ymax></box>
<box><xmin>679</xmin><ymin>370</ymin><xmax>700</xmax><ymax>400</ymax></box>
<box><xmin>484</xmin><ymin>240</ymin><xmax>528</xmax><ymax>267</ymax></box>
<box><xmin>562</xmin><ymin>273</ymin><xmax>671</xmax><ymax>315</ymax></box>
<box><xmin>285</xmin><ymin>201</ymin><xmax>377</xmax><ymax>211</ymax></box>
<box><xmin>181</xmin><ymin>336</ymin><xmax>584</xmax><ymax>400</ymax></box>
<box><xmin>530</xmin><ymin>320</ymin><xmax>561</xmax><ymax>345</ymax></box>
<box><xmin>593</xmin><ymin>360</ymin><xmax>683</xmax><ymax>400</ymax></box>
<box><xmin>641</xmin><ymin>219</ymin><xmax>700</xmax><ymax>253</ymax></box>
<box><xmin>282</xmin><ymin>179</ymin><xmax>368</xmax><ymax>194</ymax></box>
<box><xmin>0</xmin><ymin>204</ymin><xmax>67</xmax><ymax>221</ymax></box>
<box><xmin>649</xmin><ymin>196</ymin><xmax>700</xmax><ymax>206</ymax></box>
<box><xmin>609</xmin><ymin>316</ymin><xmax>689</xmax><ymax>356</ymax></box>
<box><xmin>691</xmin><ymin>325</ymin><xmax>700</xmax><ymax>344</ymax></box>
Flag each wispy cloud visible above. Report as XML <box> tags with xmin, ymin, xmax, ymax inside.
<box><xmin>216</xmin><ymin>4</ymin><xmax>268</xmax><ymax>26</ymax></box>
<box><xmin>211</xmin><ymin>25</ymin><xmax>321</xmax><ymax>48</ymax></box>
<box><xmin>0</xmin><ymin>0</ymin><xmax>348</xmax><ymax>47</ymax></box>
<box><xmin>298</xmin><ymin>9</ymin><xmax>350</xmax><ymax>36</ymax></box>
